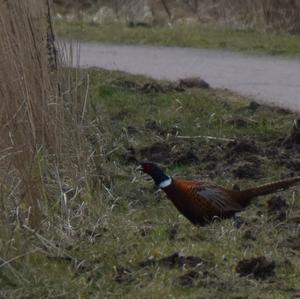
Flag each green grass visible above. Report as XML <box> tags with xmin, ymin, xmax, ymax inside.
<box><xmin>55</xmin><ymin>21</ymin><xmax>300</xmax><ymax>56</ymax></box>
<box><xmin>1</xmin><ymin>69</ymin><xmax>300</xmax><ymax>298</ymax></box>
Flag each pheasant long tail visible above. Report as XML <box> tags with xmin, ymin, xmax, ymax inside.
<box><xmin>240</xmin><ymin>176</ymin><xmax>300</xmax><ymax>200</ymax></box>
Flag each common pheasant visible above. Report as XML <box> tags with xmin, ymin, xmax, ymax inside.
<box><xmin>141</xmin><ymin>161</ymin><xmax>300</xmax><ymax>225</ymax></box>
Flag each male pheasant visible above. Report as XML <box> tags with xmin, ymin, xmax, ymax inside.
<box><xmin>141</xmin><ymin>162</ymin><xmax>300</xmax><ymax>225</ymax></box>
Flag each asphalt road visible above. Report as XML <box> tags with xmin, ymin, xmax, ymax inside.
<box><xmin>77</xmin><ymin>42</ymin><xmax>300</xmax><ymax>111</ymax></box>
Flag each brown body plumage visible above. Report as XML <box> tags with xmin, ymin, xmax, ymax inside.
<box><xmin>142</xmin><ymin>162</ymin><xmax>300</xmax><ymax>225</ymax></box>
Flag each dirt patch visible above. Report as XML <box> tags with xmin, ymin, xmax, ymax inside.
<box><xmin>283</xmin><ymin>118</ymin><xmax>300</xmax><ymax>145</ymax></box>
<box><xmin>271</xmin><ymin>141</ymin><xmax>300</xmax><ymax>170</ymax></box>
<box><xmin>225</xmin><ymin>139</ymin><xmax>262</xmax><ymax>170</ymax></box>
<box><xmin>281</xmin><ymin>234</ymin><xmax>300</xmax><ymax>251</ymax></box>
<box><xmin>123</xmin><ymin>147</ymin><xmax>138</xmax><ymax>163</ymax></box>
<box><xmin>139</xmin><ymin>142</ymin><xmax>173</xmax><ymax>163</ymax></box>
<box><xmin>227</xmin><ymin>140</ymin><xmax>259</xmax><ymax>155</ymax></box>
<box><xmin>242</xmin><ymin>229</ymin><xmax>257</xmax><ymax>241</ymax></box>
<box><xmin>126</xmin><ymin>129</ymin><xmax>273</xmax><ymax>177</ymax></box>
<box><xmin>126</xmin><ymin>126</ymin><xmax>140</xmax><ymax>135</ymax></box>
<box><xmin>84</xmin><ymin>227</ymin><xmax>107</xmax><ymax>240</ymax></box>
<box><xmin>247</xmin><ymin>101</ymin><xmax>261</xmax><ymax>112</ymax></box>
<box><xmin>126</xmin><ymin>131</ymin><xmax>300</xmax><ymax>181</ymax></box>
<box><xmin>203</xmin><ymin>161</ymin><xmax>218</xmax><ymax>171</ymax></box>
<box><xmin>159</xmin><ymin>253</ymin><xmax>204</xmax><ymax>269</ymax></box>
<box><xmin>134</xmin><ymin>140</ymin><xmax>199</xmax><ymax>166</ymax></box>
<box><xmin>134</xmin><ymin>136</ymin><xmax>278</xmax><ymax>179</ymax></box>
<box><xmin>178</xmin><ymin>270</ymin><xmax>210</xmax><ymax>288</ymax></box>
<box><xmin>232</xmin><ymin>161</ymin><xmax>261</xmax><ymax>179</ymax></box>
<box><xmin>47</xmin><ymin>255</ymin><xmax>94</xmax><ymax>275</ymax></box>
<box><xmin>278</xmin><ymin>158</ymin><xmax>300</xmax><ymax>171</ymax></box>
<box><xmin>233</xmin><ymin>216</ymin><xmax>250</xmax><ymax>229</ymax></box>
<box><xmin>111</xmin><ymin>111</ymin><xmax>129</xmax><ymax>121</ymax></box>
<box><xmin>178</xmin><ymin>77</ymin><xmax>210</xmax><ymax>89</ymax></box>
<box><xmin>166</xmin><ymin>223</ymin><xmax>179</xmax><ymax>240</ymax></box>
<box><xmin>114</xmin><ymin>266</ymin><xmax>134</xmax><ymax>284</ymax></box>
<box><xmin>144</xmin><ymin>119</ymin><xmax>167</xmax><ymax>136</ymax></box>
<box><xmin>111</xmin><ymin>79</ymin><xmax>184</xmax><ymax>94</ymax></box>
<box><xmin>225</xmin><ymin>117</ymin><xmax>257</xmax><ymax>128</ymax></box>
<box><xmin>141</xmin><ymin>120</ymin><xmax>187</xmax><ymax>137</ymax></box>
<box><xmin>288</xmin><ymin>216</ymin><xmax>300</xmax><ymax>225</ymax></box>
<box><xmin>265</xmin><ymin>137</ymin><xmax>300</xmax><ymax>157</ymax></box>
<box><xmin>111</xmin><ymin>79</ymin><xmax>140</xmax><ymax>90</ymax></box>
<box><xmin>267</xmin><ymin>196</ymin><xmax>289</xmax><ymax>221</ymax></box>
<box><xmin>139</xmin><ymin>224</ymin><xmax>154</xmax><ymax>237</ymax></box>
<box><xmin>138</xmin><ymin>252</ymin><xmax>204</xmax><ymax>269</ymax></box>
<box><xmin>140</xmin><ymin>82</ymin><xmax>164</xmax><ymax>93</ymax></box>
<box><xmin>275</xmin><ymin>107</ymin><xmax>293</xmax><ymax>115</ymax></box>
<box><xmin>284</xmin><ymin>217</ymin><xmax>300</xmax><ymax>233</ymax></box>
<box><xmin>173</xmin><ymin>149</ymin><xmax>199</xmax><ymax>165</ymax></box>
<box><xmin>236</xmin><ymin>256</ymin><xmax>275</xmax><ymax>279</ymax></box>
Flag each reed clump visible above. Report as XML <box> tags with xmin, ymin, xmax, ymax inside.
<box><xmin>0</xmin><ymin>0</ymin><xmax>93</xmax><ymax>229</ymax></box>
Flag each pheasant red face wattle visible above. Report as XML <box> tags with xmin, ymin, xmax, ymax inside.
<box><xmin>141</xmin><ymin>161</ymin><xmax>154</xmax><ymax>174</ymax></box>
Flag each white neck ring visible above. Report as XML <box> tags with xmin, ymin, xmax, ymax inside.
<box><xmin>158</xmin><ymin>177</ymin><xmax>172</xmax><ymax>188</ymax></box>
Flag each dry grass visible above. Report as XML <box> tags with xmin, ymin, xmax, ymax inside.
<box><xmin>0</xmin><ymin>0</ymin><xmax>91</xmax><ymax>228</ymax></box>
<box><xmin>54</xmin><ymin>0</ymin><xmax>300</xmax><ymax>32</ymax></box>
<box><xmin>196</xmin><ymin>0</ymin><xmax>300</xmax><ymax>32</ymax></box>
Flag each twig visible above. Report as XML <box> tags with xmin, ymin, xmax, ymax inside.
<box><xmin>46</xmin><ymin>0</ymin><xmax>58</xmax><ymax>71</ymax></box>
<box><xmin>81</xmin><ymin>73</ymin><xmax>89</xmax><ymax>122</ymax></box>
<box><xmin>0</xmin><ymin>249</ymin><xmax>39</xmax><ymax>270</ymax></box>
<box><xmin>176</xmin><ymin>135</ymin><xmax>235</xmax><ymax>142</ymax></box>
<box><xmin>0</xmin><ymin>249</ymin><xmax>39</xmax><ymax>284</ymax></box>
<box><xmin>160</xmin><ymin>0</ymin><xmax>173</xmax><ymax>24</ymax></box>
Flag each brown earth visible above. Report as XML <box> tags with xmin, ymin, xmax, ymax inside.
<box><xmin>236</xmin><ymin>256</ymin><xmax>276</xmax><ymax>280</ymax></box>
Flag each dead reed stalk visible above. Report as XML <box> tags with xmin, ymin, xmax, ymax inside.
<box><xmin>0</xmin><ymin>0</ymin><xmax>91</xmax><ymax>227</ymax></box>
<box><xmin>193</xmin><ymin>0</ymin><xmax>300</xmax><ymax>31</ymax></box>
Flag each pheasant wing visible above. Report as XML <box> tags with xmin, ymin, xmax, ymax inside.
<box><xmin>195</xmin><ymin>184</ymin><xmax>242</xmax><ymax>212</ymax></box>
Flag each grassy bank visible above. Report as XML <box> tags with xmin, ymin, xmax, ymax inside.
<box><xmin>2</xmin><ymin>68</ymin><xmax>300</xmax><ymax>298</ymax></box>
<box><xmin>4</xmin><ymin>1</ymin><xmax>299</xmax><ymax>298</ymax></box>
<box><xmin>55</xmin><ymin>21</ymin><xmax>300</xmax><ymax>56</ymax></box>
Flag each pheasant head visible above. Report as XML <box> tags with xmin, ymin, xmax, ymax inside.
<box><xmin>141</xmin><ymin>162</ymin><xmax>172</xmax><ymax>188</ymax></box>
